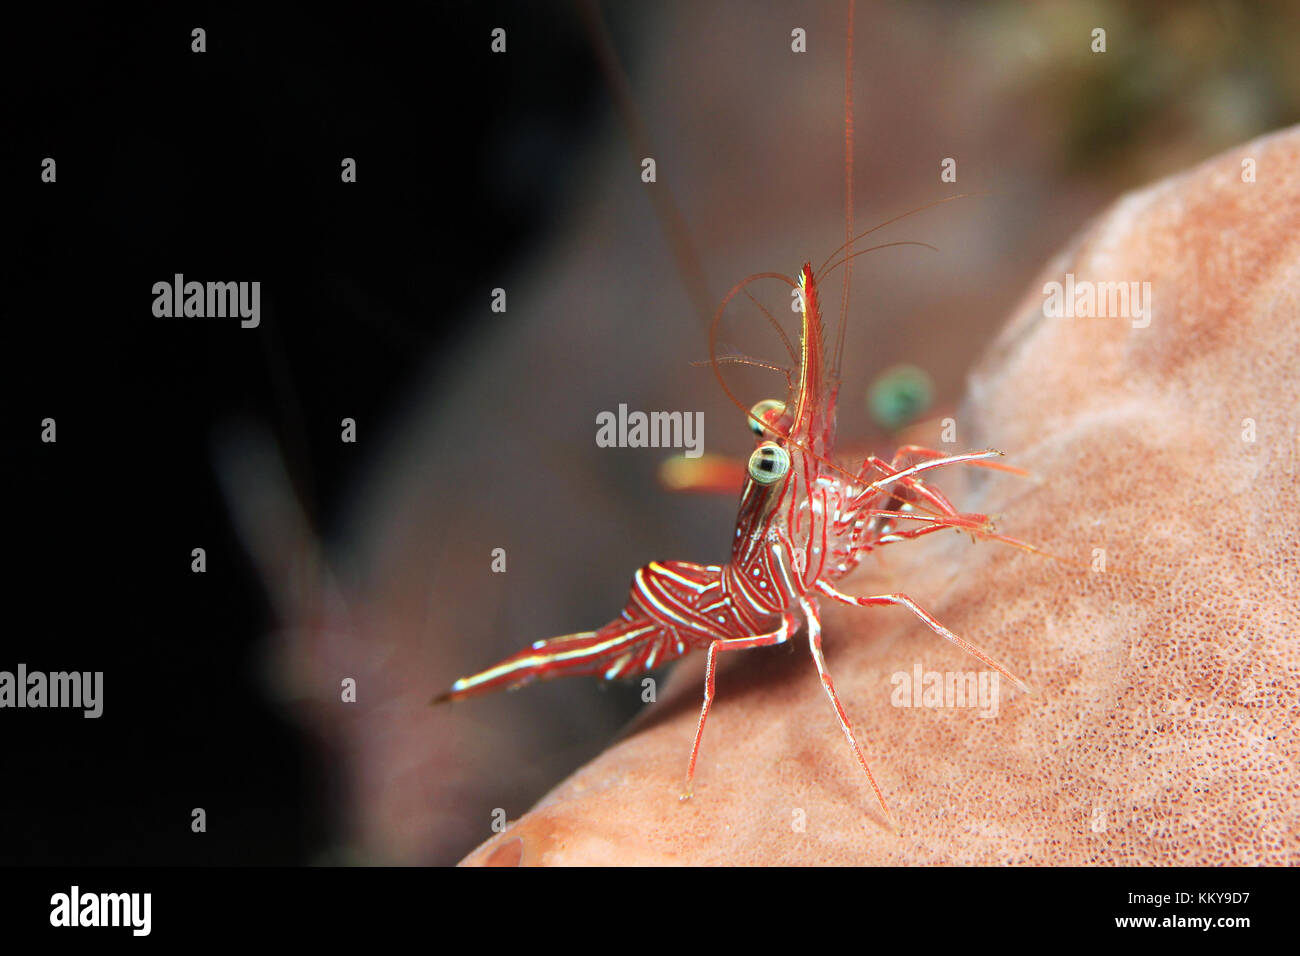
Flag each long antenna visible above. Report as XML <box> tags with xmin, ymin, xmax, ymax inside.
<box><xmin>833</xmin><ymin>0</ymin><xmax>857</xmax><ymax>382</ymax></box>
<box><xmin>575</xmin><ymin>0</ymin><xmax>715</xmax><ymax>329</ymax></box>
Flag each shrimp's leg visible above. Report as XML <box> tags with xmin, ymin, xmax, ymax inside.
<box><xmin>852</xmin><ymin>450</ymin><xmax>1005</xmax><ymax>519</ymax></box>
<box><xmin>858</xmin><ymin>453</ymin><xmax>964</xmax><ymax>517</ymax></box>
<box><xmin>889</xmin><ymin>443</ymin><xmax>1029</xmax><ymax>478</ymax></box>
<box><xmin>798</xmin><ymin>595</ymin><xmax>896</xmax><ymax>829</ymax></box>
<box><xmin>681</xmin><ymin>611</ymin><xmax>797</xmax><ymax>800</ymax></box>
<box><xmin>815</xmin><ymin>581</ymin><xmax>1030</xmax><ymax>694</ymax></box>
<box><xmin>873</xmin><ymin>445</ymin><xmax>1030</xmax><ymax>520</ymax></box>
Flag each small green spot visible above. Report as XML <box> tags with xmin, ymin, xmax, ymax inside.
<box><xmin>868</xmin><ymin>364</ymin><xmax>934</xmax><ymax>431</ymax></box>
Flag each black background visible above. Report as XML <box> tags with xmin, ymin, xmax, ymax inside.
<box><xmin>0</xmin><ymin>5</ymin><xmax>1292</xmax><ymax>941</ymax></box>
<box><xmin>8</xmin><ymin>0</ymin><xmax>1296</xmax><ymax>893</ymax></box>
<box><xmin>6</xmin><ymin>1</ymin><xmax>613</xmax><ymax>865</ymax></box>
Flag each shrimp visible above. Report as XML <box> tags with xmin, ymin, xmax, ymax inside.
<box><xmin>432</xmin><ymin>1</ymin><xmax>1033</xmax><ymax>825</ymax></box>
<box><xmin>433</xmin><ymin>260</ymin><xmax>1033</xmax><ymax>824</ymax></box>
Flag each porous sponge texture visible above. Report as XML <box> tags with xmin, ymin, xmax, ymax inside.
<box><xmin>465</xmin><ymin>126</ymin><xmax>1300</xmax><ymax>865</ymax></box>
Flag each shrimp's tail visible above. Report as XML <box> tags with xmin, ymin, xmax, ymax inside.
<box><xmin>432</xmin><ymin>618</ymin><xmax>674</xmax><ymax>704</ymax></box>
<box><xmin>434</xmin><ymin>560</ymin><xmax>723</xmax><ymax>704</ymax></box>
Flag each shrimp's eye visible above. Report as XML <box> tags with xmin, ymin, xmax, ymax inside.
<box><xmin>747</xmin><ymin>399</ymin><xmax>787</xmax><ymax>437</ymax></box>
<box><xmin>747</xmin><ymin>442</ymin><xmax>790</xmax><ymax>485</ymax></box>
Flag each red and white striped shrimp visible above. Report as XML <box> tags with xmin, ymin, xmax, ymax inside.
<box><xmin>433</xmin><ymin>1</ymin><xmax>1033</xmax><ymax>824</ymax></box>
<box><xmin>433</xmin><ymin>259</ymin><xmax>1032</xmax><ymax>823</ymax></box>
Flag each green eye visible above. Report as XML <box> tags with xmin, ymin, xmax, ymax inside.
<box><xmin>747</xmin><ymin>442</ymin><xmax>790</xmax><ymax>485</ymax></box>
<box><xmin>747</xmin><ymin>399</ymin><xmax>786</xmax><ymax>437</ymax></box>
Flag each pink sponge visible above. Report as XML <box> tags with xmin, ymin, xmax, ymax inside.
<box><xmin>464</xmin><ymin>125</ymin><xmax>1300</xmax><ymax>865</ymax></box>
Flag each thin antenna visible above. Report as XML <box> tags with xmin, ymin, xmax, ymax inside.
<box><xmin>834</xmin><ymin>0</ymin><xmax>857</xmax><ymax>382</ymax></box>
<box><xmin>575</xmin><ymin>0</ymin><xmax>714</xmax><ymax>328</ymax></box>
